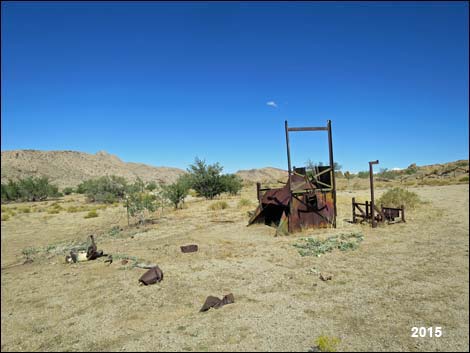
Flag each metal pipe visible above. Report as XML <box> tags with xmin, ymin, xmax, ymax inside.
<box><xmin>327</xmin><ymin>120</ymin><xmax>337</xmax><ymax>228</ymax></box>
<box><xmin>285</xmin><ymin>120</ymin><xmax>293</xmax><ymax>233</ymax></box>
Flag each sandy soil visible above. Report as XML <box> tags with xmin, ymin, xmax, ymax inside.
<box><xmin>1</xmin><ymin>184</ymin><xmax>468</xmax><ymax>351</ymax></box>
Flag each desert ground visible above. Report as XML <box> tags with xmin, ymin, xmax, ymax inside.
<box><xmin>1</xmin><ymin>184</ymin><xmax>469</xmax><ymax>352</ymax></box>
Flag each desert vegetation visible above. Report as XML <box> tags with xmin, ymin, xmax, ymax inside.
<box><xmin>1</xmin><ymin>176</ymin><xmax>61</xmax><ymax>203</ymax></box>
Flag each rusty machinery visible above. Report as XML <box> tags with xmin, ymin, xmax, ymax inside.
<box><xmin>352</xmin><ymin>160</ymin><xmax>405</xmax><ymax>227</ymax></box>
<box><xmin>248</xmin><ymin>120</ymin><xmax>337</xmax><ymax>235</ymax></box>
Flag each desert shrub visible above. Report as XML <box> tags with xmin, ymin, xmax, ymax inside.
<box><xmin>238</xmin><ymin>198</ymin><xmax>253</xmax><ymax>208</ymax></box>
<box><xmin>186</xmin><ymin>158</ymin><xmax>225</xmax><ymax>199</ymax></box>
<box><xmin>77</xmin><ymin>175</ymin><xmax>128</xmax><ymax>203</ymax></box>
<box><xmin>293</xmin><ymin>232</ymin><xmax>364</xmax><ymax>257</ymax></box>
<box><xmin>459</xmin><ymin>176</ymin><xmax>469</xmax><ymax>183</ymax></box>
<box><xmin>1</xmin><ymin>214</ymin><xmax>10</xmax><ymax>221</ymax></box>
<box><xmin>126</xmin><ymin>192</ymin><xmax>158</xmax><ymax>224</ymax></box>
<box><xmin>356</xmin><ymin>171</ymin><xmax>369</xmax><ymax>179</ymax></box>
<box><xmin>18</xmin><ymin>206</ymin><xmax>31</xmax><ymax>213</ymax></box>
<box><xmin>47</xmin><ymin>203</ymin><xmax>63</xmax><ymax>214</ymax></box>
<box><xmin>67</xmin><ymin>206</ymin><xmax>80</xmax><ymax>213</ymax></box>
<box><xmin>220</xmin><ymin>174</ymin><xmax>243</xmax><ymax>195</ymax></box>
<box><xmin>208</xmin><ymin>200</ymin><xmax>229</xmax><ymax>211</ymax></box>
<box><xmin>1</xmin><ymin>177</ymin><xmax>60</xmax><ymax>203</ymax></box>
<box><xmin>126</xmin><ymin>177</ymin><xmax>146</xmax><ymax>194</ymax></box>
<box><xmin>188</xmin><ymin>189</ymin><xmax>198</xmax><ymax>197</ymax></box>
<box><xmin>418</xmin><ymin>179</ymin><xmax>451</xmax><ymax>186</ymax></box>
<box><xmin>378</xmin><ymin>168</ymin><xmax>399</xmax><ymax>180</ymax></box>
<box><xmin>404</xmin><ymin>163</ymin><xmax>418</xmax><ymax>175</ymax></box>
<box><xmin>378</xmin><ymin>187</ymin><xmax>421</xmax><ymax>209</ymax></box>
<box><xmin>84</xmin><ymin>210</ymin><xmax>98</xmax><ymax>218</ymax></box>
<box><xmin>313</xmin><ymin>335</ymin><xmax>341</xmax><ymax>352</ymax></box>
<box><xmin>63</xmin><ymin>187</ymin><xmax>74</xmax><ymax>195</ymax></box>
<box><xmin>145</xmin><ymin>181</ymin><xmax>158</xmax><ymax>192</ymax></box>
<box><xmin>162</xmin><ymin>175</ymin><xmax>191</xmax><ymax>209</ymax></box>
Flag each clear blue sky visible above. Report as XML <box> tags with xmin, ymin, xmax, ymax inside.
<box><xmin>2</xmin><ymin>1</ymin><xmax>468</xmax><ymax>173</ymax></box>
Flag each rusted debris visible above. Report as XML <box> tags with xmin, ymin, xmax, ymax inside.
<box><xmin>121</xmin><ymin>259</ymin><xmax>129</xmax><ymax>265</ymax></box>
<box><xmin>65</xmin><ymin>235</ymin><xmax>106</xmax><ymax>263</ymax></box>
<box><xmin>180</xmin><ymin>244</ymin><xmax>198</xmax><ymax>253</ymax></box>
<box><xmin>139</xmin><ymin>266</ymin><xmax>164</xmax><ymax>285</ymax></box>
<box><xmin>248</xmin><ymin>120</ymin><xmax>337</xmax><ymax>235</ymax></box>
<box><xmin>200</xmin><ymin>293</ymin><xmax>235</xmax><ymax>312</ymax></box>
<box><xmin>351</xmin><ymin>161</ymin><xmax>406</xmax><ymax>227</ymax></box>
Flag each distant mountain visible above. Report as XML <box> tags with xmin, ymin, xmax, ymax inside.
<box><xmin>235</xmin><ymin>167</ymin><xmax>288</xmax><ymax>184</ymax></box>
<box><xmin>2</xmin><ymin>149</ymin><xmax>467</xmax><ymax>190</ymax></box>
<box><xmin>1</xmin><ymin>150</ymin><xmax>185</xmax><ymax>188</ymax></box>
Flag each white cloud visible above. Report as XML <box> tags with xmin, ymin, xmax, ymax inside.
<box><xmin>266</xmin><ymin>101</ymin><xmax>278</xmax><ymax>108</ymax></box>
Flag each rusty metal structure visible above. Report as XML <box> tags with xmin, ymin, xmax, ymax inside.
<box><xmin>352</xmin><ymin>160</ymin><xmax>405</xmax><ymax>226</ymax></box>
<box><xmin>248</xmin><ymin>120</ymin><xmax>337</xmax><ymax>235</ymax></box>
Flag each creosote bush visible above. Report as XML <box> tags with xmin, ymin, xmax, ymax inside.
<box><xmin>378</xmin><ymin>187</ymin><xmax>421</xmax><ymax>209</ymax></box>
<box><xmin>84</xmin><ymin>210</ymin><xmax>99</xmax><ymax>218</ymax></box>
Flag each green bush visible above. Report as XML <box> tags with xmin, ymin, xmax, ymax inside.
<box><xmin>314</xmin><ymin>335</ymin><xmax>341</xmax><ymax>352</ymax></box>
<box><xmin>459</xmin><ymin>176</ymin><xmax>469</xmax><ymax>183</ymax></box>
<box><xmin>187</xmin><ymin>158</ymin><xmax>225</xmax><ymax>199</ymax></box>
<box><xmin>1</xmin><ymin>213</ymin><xmax>10</xmax><ymax>221</ymax></box>
<box><xmin>220</xmin><ymin>174</ymin><xmax>243</xmax><ymax>195</ymax></box>
<box><xmin>126</xmin><ymin>191</ymin><xmax>158</xmax><ymax>224</ymax></box>
<box><xmin>356</xmin><ymin>171</ymin><xmax>369</xmax><ymax>179</ymax></box>
<box><xmin>63</xmin><ymin>187</ymin><xmax>75</xmax><ymax>195</ymax></box>
<box><xmin>378</xmin><ymin>168</ymin><xmax>399</xmax><ymax>180</ymax></box>
<box><xmin>162</xmin><ymin>175</ymin><xmax>191</xmax><ymax>209</ymax></box>
<box><xmin>84</xmin><ymin>210</ymin><xmax>98</xmax><ymax>218</ymax></box>
<box><xmin>378</xmin><ymin>187</ymin><xmax>421</xmax><ymax>209</ymax></box>
<box><xmin>76</xmin><ymin>175</ymin><xmax>128</xmax><ymax>203</ymax></box>
<box><xmin>145</xmin><ymin>181</ymin><xmax>158</xmax><ymax>192</ymax></box>
<box><xmin>1</xmin><ymin>177</ymin><xmax>60</xmax><ymax>203</ymax></box>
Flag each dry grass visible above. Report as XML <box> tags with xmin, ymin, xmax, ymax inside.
<box><xmin>1</xmin><ymin>185</ymin><xmax>468</xmax><ymax>352</ymax></box>
<box><xmin>208</xmin><ymin>200</ymin><xmax>229</xmax><ymax>211</ymax></box>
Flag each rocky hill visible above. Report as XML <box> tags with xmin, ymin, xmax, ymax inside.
<box><xmin>235</xmin><ymin>167</ymin><xmax>287</xmax><ymax>184</ymax></box>
<box><xmin>1</xmin><ymin>150</ymin><xmax>185</xmax><ymax>188</ymax></box>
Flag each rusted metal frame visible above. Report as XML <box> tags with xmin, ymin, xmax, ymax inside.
<box><xmin>291</xmin><ymin>194</ymin><xmax>331</xmax><ymax>223</ymax></box>
<box><xmin>327</xmin><ymin>120</ymin><xmax>337</xmax><ymax>228</ymax></box>
<box><xmin>313</xmin><ymin>179</ymin><xmax>332</xmax><ymax>189</ymax></box>
<box><xmin>288</xmin><ymin>127</ymin><xmax>328</xmax><ymax>132</ymax></box>
<box><xmin>374</xmin><ymin>204</ymin><xmax>384</xmax><ymax>223</ymax></box>
<box><xmin>310</xmin><ymin>167</ymin><xmax>332</xmax><ymax>179</ymax></box>
<box><xmin>284</xmin><ymin>120</ymin><xmax>293</xmax><ymax>233</ymax></box>
<box><xmin>369</xmin><ymin>160</ymin><xmax>379</xmax><ymax>228</ymax></box>
<box><xmin>285</xmin><ymin>120</ymin><xmax>337</xmax><ymax>230</ymax></box>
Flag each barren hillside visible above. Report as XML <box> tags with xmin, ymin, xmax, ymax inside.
<box><xmin>235</xmin><ymin>167</ymin><xmax>287</xmax><ymax>184</ymax></box>
<box><xmin>1</xmin><ymin>150</ymin><xmax>185</xmax><ymax>188</ymax></box>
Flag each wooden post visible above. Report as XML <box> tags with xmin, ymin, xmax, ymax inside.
<box><xmin>352</xmin><ymin>197</ymin><xmax>356</xmax><ymax>223</ymax></box>
<box><xmin>365</xmin><ymin>201</ymin><xmax>369</xmax><ymax>221</ymax></box>
<box><xmin>401</xmin><ymin>205</ymin><xmax>406</xmax><ymax>222</ymax></box>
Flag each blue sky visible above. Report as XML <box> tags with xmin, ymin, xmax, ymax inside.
<box><xmin>2</xmin><ymin>1</ymin><xmax>468</xmax><ymax>173</ymax></box>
